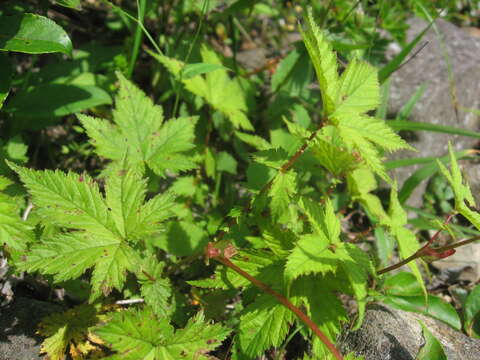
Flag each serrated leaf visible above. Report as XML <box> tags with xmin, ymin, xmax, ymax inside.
<box><xmin>105</xmin><ymin>167</ymin><xmax>147</xmax><ymax>239</ymax></box>
<box><xmin>269</xmin><ymin>171</ymin><xmax>297</xmax><ymax>220</ymax></box>
<box><xmin>285</xmin><ymin>234</ymin><xmax>337</xmax><ymax>281</ymax></box>
<box><xmin>95</xmin><ymin>308</ymin><xmax>230</xmax><ymax>360</ymax></box>
<box><xmin>138</xmin><ymin>256</ymin><xmax>172</xmax><ymax>317</ymax></box>
<box><xmin>300</xmin><ymin>8</ymin><xmax>338</xmax><ymax>114</ymax></box>
<box><xmin>336</xmin><ymin>114</ymin><xmax>412</xmax><ymax>152</ymax></box>
<box><xmin>236</xmin><ymin>295</ymin><xmax>295</xmax><ymax>358</ymax></box>
<box><xmin>334</xmin><ymin>59</ymin><xmax>379</xmax><ymax>116</ymax></box>
<box><xmin>9</xmin><ymin>163</ymin><xmax>173</xmax><ymax>300</ymax></box>
<box><xmin>438</xmin><ymin>143</ymin><xmax>480</xmax><ymax>230</ymax></box>
<box><xmin>0</xmin><ymin>189</ymin><xmax>33</xmax><ymax>252</ymax></box>
<box><xmin>336</xmin><ymin>243</ymin><xmax>373</xmax><ymax>328</ymax></box>
<box><xmin>189</xmin><ymin>249</ymin><xmax>278</xmax><ymax>289</ymax></box>
<box><xmin>292</xmin><ymin>275</ymin><xmax>348</xmax><ymax>357</ymax></box>
<box><xmin>311</xmin><ymin>126</ymin><xmax>357</xmax><ymax>176</ymax></box>
<box><xmin>253</xmin><ymin>148</ymin><xmax>289</xmax><ymax>169</ymax></box>
<box><xmin>79</xmin><ymin>73</ymin><xmax>197</xmax><ymax>177</ymax></box>
<box><xmin>38</xmin><ymin>304</ymin><xmax>100</xmax><ymax>360</ymax></box>
<box><xmin>382</xmin><ymin>183</ymin><xmax>426</xmax><ymax>297</ymax></box>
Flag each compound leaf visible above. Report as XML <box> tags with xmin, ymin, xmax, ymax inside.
<box><xmin>95</xmin><ymin>308</ymin><xmax>230</xmax><ymax>360</ymax></box>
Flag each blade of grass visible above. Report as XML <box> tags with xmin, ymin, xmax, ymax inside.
<box><xmin>388</xmin><ymin>120</ymin><xmax>480</xmax><ymax>139</ymax></box>
<box><xmin>396</xmin><ymin>84</ymin><xmax>426</xmax><ymax>120</ymax></box>
<box><xmin>127</xmin><ymin>0</ymin><xmax>147</xmax><ymax>78</ymax></box>
<box><xmin>378</xmin><ymin>20</ymin><xmax>434</xmax><ymax>84</ymax></box>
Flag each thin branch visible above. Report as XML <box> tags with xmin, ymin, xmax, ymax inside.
<box><xmin>208</xmin><ymin>243</ymin><xmax>344</xmax><ymax>360</ymax></box>
<box><xmin>377</xmin><ymin>235</ymin><xmax>480</xmax><ymax>276</ymax></box>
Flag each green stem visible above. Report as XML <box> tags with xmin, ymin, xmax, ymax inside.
<box><xmin>127</xmin><ymin>0</ymin><xmax>147</xmax><ymax>78</ymax></box>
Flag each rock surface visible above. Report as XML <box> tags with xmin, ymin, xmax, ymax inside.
<box><xmin>338</xmin><ymin>303</ymin><xmax>480</xmax><ymax>360</ymax></box>
<box><xmin>0</xmin><ymin>296</ymin><xmax>63</xmax><ymax>360</ymax></box>
<box><xmin>387</xmin><ymin>17</ymin><xmax>480</xmax><ymax>207</ymax></box>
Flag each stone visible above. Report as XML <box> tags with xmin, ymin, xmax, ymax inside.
<box><xmin>387</xmin><ymin>17</ymin><xmax>480</xmax><ymax>207</ymax></box>
<box><xmin>338</xmin><ymin>303</ymin><xmax>480</xmax><ymax>360</ymax></box>
<box><xmin>431</xmin><ymin>242</ymin><xmax>480</xmax><ymax>283</ymax></box>
<box><xmin>0</xmin><ymin>296</ymin><xmax>64</xmax><ymax>360</ymax></box>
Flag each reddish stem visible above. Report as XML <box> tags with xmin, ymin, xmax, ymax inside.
<box><xmin>210</xmin><ymin>246</ymin><xmax>343</xmax><ymax>360</ymax></box>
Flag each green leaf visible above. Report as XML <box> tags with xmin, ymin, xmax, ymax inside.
<box><xmin>270</xmin><ymin>47</ymin><xmax>311</xmax><ymax>97</ymax></box>
<box><xmin>181</xmin><ymin>63</ymin><xmax>227</xmax><ymax>79</ymax></box>
<box><xmin>383</xmin><ymin>294</ymin><xmax>461</xmax><ymax>330</ymax></box>
<box><xmin>300</xmin><ymin>8</ymin><xmax>338</xmax><ymax>114</ymax></box>
<box><xmin>0</xmin><ymin>14</ymin><xmax>72</xmax><ymax>54</ymax></box>
<box><xmin>334</xmin><ymin>59</ymin><xmax>379</xmax><ymax>116</ymax></box>
<box><xmin>269</xmin><ymin>171</ymin><xmax>297</xmax><ymax>220</ymax></box>
<box><xmin>9</xmin><ymin>163</ymin><xmax>173</xmax><ymax>300</ymax></box>
<box><xmin>152</xmin><ymin>45</ymin><xmax>253</xmax><ymax>130</ymax></box>
<box><xmin>464</xmin><ymin>284</ymin><xmax>480</xmax><ymax>337</ymax></box>
<box><xmin>338</xmin><ymin>244</ymin><xmax>373</xmax><ymax>327</ymax></box>
<box><xmin>5</xmin><ymin>84</ymin><xmax>111</xmax><ymax>118</ymax></box>
<box><xmin>292</xmin><ymin>275</ymin><xmax>348</xmax><ymax>358</ymax></box>
<box><xmin>438</xmin><ymin>143</ymin><xmax>480</xmax><ymax>230</ymax></box>
<box><xmin>236</xmin><ymin>295</ymin><xmax>294</xmax><ymax>358</ymax></box>
<box><xmin>416</xmin><ymin>321</ymin><xmax>447</xmax><ymax>360</ymax></box>
<box><xmin>0</xmin><ymin>178</ymin><xmax>33</xmax><ymax>252</ymax></box>
<box><xmin>337</xmin><ymin>114</ymin><xmax>413</xmax><ymax>152</ymax></box>
<box><xmin>79</xmin><ymin>73</ymin><xmax>197</xmax><ymax>177</ymax></box>
<box><xmin>285</xmin><ymin>234</ymin><xmax>337</xmax><ymax>281</ymax></box>
<box><xmin>138</xmin><ymin>256</ymin><xmax>172</xmax><ymax>318</ymax></box>
<box><xmin>95</xmin><ymin>308</ymin><xmax>231</xmax><ymax>360</ymax></box>
<box><xmin>384</xmin><ymin>272</ymin><xmax>423</xmax><ymax>297</ymax></box>
<box><xmin>382</xmin><ymin>183</ymin><xmax>426</xmax><ymax>297</ymax></box>
<box><xmin>105</xmin><ymin>167</ymin><xmax>147</xmax><ymax>239</ymax></box>
<box><xmin>216</xmin><ymin>151</ymin><xmax>237</xmax><ymax>174</ymax></box>
<box><xmin>189</xmin><ymin>249</ymin><xmax>277</xmax><ymax>289</ymax></box>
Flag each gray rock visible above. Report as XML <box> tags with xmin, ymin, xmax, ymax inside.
<box><xmin>387</xmin><ymin>17</ymin><xmax>480</xmax><ymax>207</ymax></box>
<box><xmin>431</xmin><ymin>242</ymin><xmax>480</xmax><ymax>283</ymax></box>
<box><xmin>338</xmin><ymin>303</ymin><xmax>480</xmax><ymax>360</ymax></box>
<box><xmin>0</xmin><ymin>297</ymin><xmax>64</xmax><ymax>360</ymax></box>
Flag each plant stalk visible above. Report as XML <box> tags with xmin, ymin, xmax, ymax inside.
<box><xmin>211</xmin><ymin>248</ymin><xmax>343</xmax><ymax>360</ymax></box>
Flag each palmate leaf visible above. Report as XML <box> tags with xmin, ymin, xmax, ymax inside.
<box><xmin>79</xmin><ymin>73</ymin><xmax>197</xmax><ymax>177</ymax></box>
<box><xmin>9</xmin><ymin>163</ymin><xmax>175</xmax><ymax>300</ymax></box>
<box><xmin>300</xmin><ymin>14</ymin><xmax>412</xmax><ymax>181</ymax></box>
<box><xmin>152</xmin><ymin>45</ymin><xmax>253</xmax><ymax>130</ymax></box>
<box><xmin>236</xmin><ymin>294</ymin><xmax>295</xmax><ymax>358</ymax></box>
<box><xmin>95</xmin><ymin>308</ymin><xmax>231</xmax><ymax>360</ymax></box>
